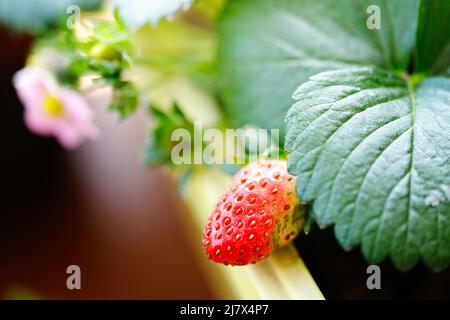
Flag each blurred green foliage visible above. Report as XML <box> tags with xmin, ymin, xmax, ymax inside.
<box><xmin>0</xmin><ymin>0</ymin><xmax>101</xmax><ymax>34</ymax></box>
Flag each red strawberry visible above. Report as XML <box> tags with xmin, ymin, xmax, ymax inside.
<box><xmin>202</xmin><ymin>159</ymin><xmax>304</xmax><ymax>266</ymax></box>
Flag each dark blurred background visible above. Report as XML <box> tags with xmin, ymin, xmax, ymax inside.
<box><xmin>1</xmin><ymin>25</ymin><xmax>450</xmax><ymax>300</ymax></box>
<box><xmin>0</xmin><ymin>26</ymin><xmax>212</xmax><ymax>299</ymax></box>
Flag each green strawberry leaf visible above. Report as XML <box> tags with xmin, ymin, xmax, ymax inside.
<box><xmin>109</xmin><ymin>81</ymin><xmax>139</xmax><ymax>118</ymax></box>
<box><xmin>285</xmin><ymin>67</ymin><xmax>450</xmax><ymax>271</ymax></box>
<box><xmin>218</xmin><ymin>0</ymin><xmax>419</xmax><ymax>138</ymax></box>
<box><xmin>143</xmin><ymin>104</ymin><xmax>194</xmax><ymax>168</ymax></box>
<box><xmin>415</xmin><ymin>0</ymin><xmax>450</xmax><ymax>74</ymax></box>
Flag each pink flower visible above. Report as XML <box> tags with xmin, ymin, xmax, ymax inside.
<box><xmin>13</xmin><ymin>67</ymin><xmax>99</xmax><ymax>149</ymax></box>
